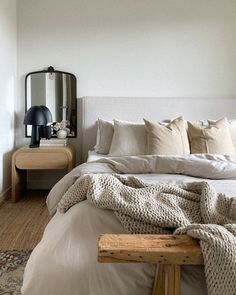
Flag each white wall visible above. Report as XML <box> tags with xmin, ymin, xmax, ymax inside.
<box><xmin>16</xmin><ymin>0</ymin><xmax>236</xmax><ymax>146</ymax></box>
<box><xmin>0</xmin><ymin>0</ymin><xmax>16</xmax><ymax>201</ymax></box>
<box><xmin>16</xmin><ymin>0</ymin><xmax>236</xmax><ymax>186</ymax></box>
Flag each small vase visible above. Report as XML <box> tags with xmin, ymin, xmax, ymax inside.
<box><xmin>57</xmin><ymin>129</ymin><xmax>67</xmax><ymax>139</ymax></box>
<box><xmin>64</xmin><ymin>127</ymin><xmax>71</xmax><ymax>135</ymax></box>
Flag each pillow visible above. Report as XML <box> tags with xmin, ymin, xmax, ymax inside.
<box><xmin>144</xmin><ymin>117</ymin><xmax>190</xmax><ymax>155</ymax></box>
<box><xmin>210</xmin><ymin>119</ymin><xmax>236</xmax><ymax>154</ymax></box>
<box><xmin>187</xmin><ymin>117</ymin><xmax>235</xmax><ymax>155</ymax></box>
<box><xmin>228</xmin><ymin>120</ymin><xmax>236</xmax><ymax>151</ymax></box>
<box><xmin>109</xmin><ymin>120</ymin><xmax>146</xmax><ymax>156</ymax></box>
<box><xmin>94</xmin><ymin>119</ymin><xmax>114</xmax><ymax>154</ymax></box>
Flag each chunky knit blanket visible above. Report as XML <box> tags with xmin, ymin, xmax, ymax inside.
<box><xmin>58</xmin><ymin>173</ymin><xmax>236</xmax><ymax>295</ymax></box>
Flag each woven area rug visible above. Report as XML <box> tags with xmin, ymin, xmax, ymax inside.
<box><xmin>0</xmin><ymin>250</ymin><xmax>31</xmax><ymax>295</ymax></box>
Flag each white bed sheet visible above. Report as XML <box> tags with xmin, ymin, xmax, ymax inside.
<box><xmin>87</xmin><ymin>150</ymin><xmax>110</xmax><ymax>162</ymax></box>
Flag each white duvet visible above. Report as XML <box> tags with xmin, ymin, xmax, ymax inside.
<box><xmin>22</xmin><ymin>154</ymin><xmax>236</xmax><ymax>295</ymax></box>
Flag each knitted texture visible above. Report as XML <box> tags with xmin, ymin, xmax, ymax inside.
<box><xmin>58</xmin><ymin>174</ymin><xmax>236</xmax><ymax>295</ymax></box>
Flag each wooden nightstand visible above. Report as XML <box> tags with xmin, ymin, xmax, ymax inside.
<box><xmin>11</xmin><ymin>145</ymin><xmax>76</xmax><ymax>202</ymax></box>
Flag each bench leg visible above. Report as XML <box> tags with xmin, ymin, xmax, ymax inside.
<box><xmin>153</xmin><ymin>264</ymin><xmax>180</xmax><ymax>295</ymax></box>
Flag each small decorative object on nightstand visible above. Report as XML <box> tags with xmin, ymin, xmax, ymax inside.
<box><xmin>11</xmin><ymin>145</ymin><xmax>76</xmax><ymax>202</ymax></box>
<box><xmin>53</xmin><ymin>120</ymin><xmax>70</xmax><ymax>138</ymax></box>
<box><xmin>57</xmin><ymin>129</ymin><xmax>67</xmax><ymax>139</ymax></box>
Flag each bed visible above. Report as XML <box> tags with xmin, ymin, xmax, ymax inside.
<box><xmin>21</xmin><ymin>97</ymin><xmax>236</xmax><ymax>295</ymax></box>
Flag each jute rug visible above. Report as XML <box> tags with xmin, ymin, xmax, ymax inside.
<box><xmin>0</xmin><ymin>250</ymin><xmax>31</xmax><ymax>295</ymax></box>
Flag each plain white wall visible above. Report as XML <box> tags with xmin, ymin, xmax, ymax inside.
<box><xmin>16</xmin><ymin>0</ymin><xmax>236</xmax><ymax>147</ymax></box>
<box><xmin>16</xmin><ymin>0</ymin><xmax>236</xmax><ymax>187</ymax></box>
<box><xmin>0</xmin><ymin>0</ymin><xmax>16</xmax><ymax>201</ymax></box>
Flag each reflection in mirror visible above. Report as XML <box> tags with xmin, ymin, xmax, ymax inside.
<box><xmin>25</xmin><ymin>67</ymin><xmax>77</xmax><ymax>137</ymax></box>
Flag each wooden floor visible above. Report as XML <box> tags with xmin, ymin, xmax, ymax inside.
<box><xmin>0</xmin><ymin>190</ymin><xmax>50</xmax><ymax>251</ymax></box>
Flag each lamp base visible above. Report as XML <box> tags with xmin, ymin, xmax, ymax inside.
<box><xmin>29</xmin><ymin>125</ymin><xmax>41</xmax><ymax>148</ymax></box>
<box><xmin>29</xmin><ymin>143</ymin><xmax>40</xmax><ymax>148</ymax></box>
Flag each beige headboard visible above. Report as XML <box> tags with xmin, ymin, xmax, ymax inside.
<box><xmin>76</xmin><ymin>96</ymin><xmax>236</xmax><ymax>162</ymax></box>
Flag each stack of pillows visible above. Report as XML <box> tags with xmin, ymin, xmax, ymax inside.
<box><xmin>94</xmin><ymin>117</ymin><xmax>236</xmax><ymax>156</ymax></box>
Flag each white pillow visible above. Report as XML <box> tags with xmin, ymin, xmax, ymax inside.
<box><xmin>228</xmin><ymin>120</ymin><xmax>236</xmax><ymax>151</ymax></box>
<box><xmin>94</xmin><ymin>119</ymin><xmax>114</xmax><ymax>154</ymax></box>
<box><xmin>109</xmin><ymin>120</ymin><xmax>146</xmax><ymax>156</ymax></box>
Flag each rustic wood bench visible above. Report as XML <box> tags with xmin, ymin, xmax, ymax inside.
<box><xmin>98</xmin><ymin>234</ymin><xmax>203</xmax><ymax>295</ymax></box>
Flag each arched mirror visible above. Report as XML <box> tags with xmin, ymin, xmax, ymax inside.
<box><xmin>25</xmin><ymin>66</ymin><xmax>77</xmax><ymax>137</ymax></box>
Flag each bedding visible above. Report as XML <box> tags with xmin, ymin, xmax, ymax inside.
<box><xmin>58</xmin><ymin>173</ymin><xmax>236</xmax><ymax>295</ymax></box>
<box><xmin>229</xmin><ymin>120</ymin><xmax>236</xmax><ymax>150</ymax></box>
<box><xmin>22</xmin><ymin>154</ymin><xmax>236</xmax><ymax>295</ymax></box>
<box><xmin>87</xmin><ymin>150</ymin><xmax>110</xmax><ymax>162</ymax></box>
<box><xmin>93</xmin><ymin>119</ymin><xmax>147</xmax><ymax>156</ymax></box>
<box><xmin>109</xmin><ymin>120</ymin><xmax>146</xmax><ymax>156</ymax></box>
<box><xmin>94</xmin><ymin>117</ymin><xmax>236</xmax><ymax>157</ymax></box>
<box><xmin>183</xmin><ymin>119</ymin><xmax>236</xmax><ymax>152</ymax></box>
<box><xmin>188</xmin><ymin>118</ymin><xmax>235</xmax><ymax>155</ymax></box>
<box><xmin>94</xmin><ymin>118</ymin><xmax>114</xmax><ymax>154</ymax></box>
<box><xmin>144</xmin><ymin>117</ymin><xmax>190</xmax><ymax>155</ymax></box>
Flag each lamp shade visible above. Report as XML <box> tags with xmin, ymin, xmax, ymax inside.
<box><xmin>24</xmin><ymin>106</ymin><xmax>47</xmax><ymax>126</ymax></box>
<box><xmin>40</xmin><ymin>105</ymin><xmax>53</xmax><ymax>125</ymax></box>
<box><xmin>24</xmin><ymin>105</ymin><xmax>53</xmax><ymax>148</ymax></box>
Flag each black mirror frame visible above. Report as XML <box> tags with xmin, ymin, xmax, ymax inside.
<box><xmin>25</xmin><ymin>66</ymin><xmax>77</xmax><ymax>138</ymax></box>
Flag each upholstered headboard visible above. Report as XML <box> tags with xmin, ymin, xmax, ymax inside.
<box><xmin>77</xmin><ymin>96</ymin><xmax>236</xmax><ymax>162</ymax></box>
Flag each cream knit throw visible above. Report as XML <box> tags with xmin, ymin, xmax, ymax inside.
<box><xmin>58</xmin><ymin>174</ymin><xmax>236</xmax><ymax>295</ymax></box>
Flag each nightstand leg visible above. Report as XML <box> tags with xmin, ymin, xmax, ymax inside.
<box><xmin>12</xmin><ymin>166</ymin><xmax>27</xmax><ymax>202</ymax></box>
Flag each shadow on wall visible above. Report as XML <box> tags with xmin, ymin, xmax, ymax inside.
<box><xmin>1</xmin><ymin>151</ymin><xmax>13</xmax><ymax>201</ymax></box>
<box><xmin>0</xmin><ymin>109</ymin><xmax>16</xmax><ymax>202</ymax></box>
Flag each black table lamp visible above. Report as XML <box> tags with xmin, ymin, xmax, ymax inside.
<box><xmin>24</xmin><ymin>105</ymin><xmax>53</xmax><ymax>148</ymax></box>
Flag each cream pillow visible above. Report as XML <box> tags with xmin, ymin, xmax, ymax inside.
<box><xmin>228</xmin><ymin>120</ymin><xmax>236</xmax><ymax>151</ymax></box>
<box><xmin>94</xmin><ymin>119</ymin><xmax>114</xmax><ymax>154</ymax></box>
<box><xmin>144</xmin><ymin>117</ymin><xmax>190</xmax><ymax>155</ymax></box>
<box><xmin>187</xmin><ymin>117</ymin><xmax>235</xmax><ymax>155</ymax></box>
<box><xmin>109</xmin><ymin>120</ymin><xmax>146</xmax><ymax>156</ymax></box>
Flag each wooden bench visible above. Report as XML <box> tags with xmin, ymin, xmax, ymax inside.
<box><xmin>98</xmin><ymin>234</ymin><xmax>203</xmax><ymax>295</ymax></box>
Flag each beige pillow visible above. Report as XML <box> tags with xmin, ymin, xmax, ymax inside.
<box><xmin>94</xmin><ymin>119</ymin><xmax>114</xmax><ymax>154</ymax></box>
<box><xmin>187</xmin><ymin>118</ymin><xmax>235</xmax><ymax>155</ymax></box>
<box><xmin>109</xmin><ymin>120</ymin><xmax>146</xmax><ymax>156</ymax></box>
<box><xmin>144</xmin><ymin>117</ymin><xmax>190</xmax><ymax>155</ymax></box>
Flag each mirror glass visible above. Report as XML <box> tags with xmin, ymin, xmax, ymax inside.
<box><xmin>25</xmin><ymin>68</ymin><xmax>77</xmax><ymax>137</ymax></box>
